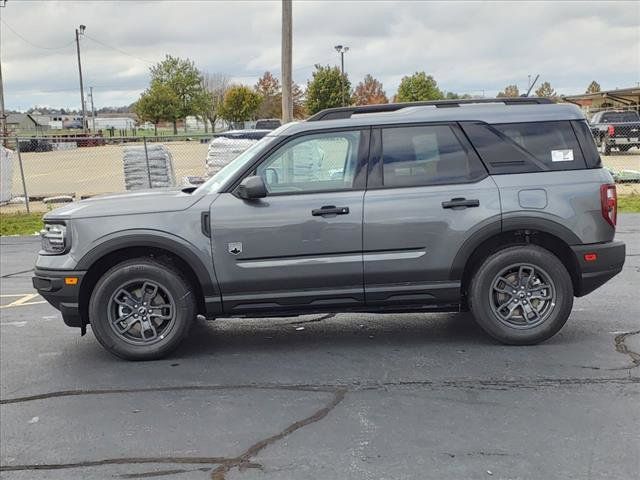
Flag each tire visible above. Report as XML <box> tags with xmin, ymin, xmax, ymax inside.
<box><xmin>468</xmin><ymin>245</ymin><xmax>573</xmax><ymax>345</ymax></box>
<box><xmin>600</xmin><ymin>137</ymin><xmax>611</xmax><ymax>156</ymax></box>
<box><xmin>89</xmin><ymin>258</ymin><xmax>196</xmax><ymax>360</ymax></box>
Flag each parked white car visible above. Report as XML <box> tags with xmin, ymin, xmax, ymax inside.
<box><xmin>206</xmin><ymin>130</ymin><xmax>271</xmax><ymax>177</ymax></box>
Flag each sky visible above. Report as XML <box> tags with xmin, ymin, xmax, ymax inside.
<box><xmin>1</xmin><ymin>0</ymin><xmax>639</xmax><ymax>111</ymax></box>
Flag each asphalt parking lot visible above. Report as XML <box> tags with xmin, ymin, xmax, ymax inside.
<box><xmin>1</xmin><ymin>216</ymin><xmax>639</xmax><ymax>480</ymax></box>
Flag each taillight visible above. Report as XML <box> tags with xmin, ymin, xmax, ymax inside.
<box><xmin>600</xmin><ymin>184</ymin><xmax>617</xmax><ymax>228</ymax></box>
<box><xmin>607</xmin><ymin>125</ymin><xmax>615</xmax><ymax>136</ymax></box>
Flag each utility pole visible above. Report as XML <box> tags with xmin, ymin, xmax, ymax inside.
<box><xmin>281</xmin><ymin>0</ymin><xmax>293</xmax><ymax>123</ymax></box>
<box><xmin>89</xmin><ymin>86</ymin><xmax>96</xmax><ymax>133</ymax></box>
<box><xmin>75</xmin><ymin>25</ymin><xmax>87</xmax><ymax>133</ymax></box>
<box><xmin>0</xmin><ymin>0</ymin><xmax>8</xmax><ymax>145</ymax></box>
<box><xmin>334</xmin><ymin>45</ymin><xmax>349</xmax><ymax>106</ymax></box>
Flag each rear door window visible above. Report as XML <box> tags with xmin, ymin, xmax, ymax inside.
<box><xmin>380</xmin><ymin>125</ymin><xmax>486</xmax><ymax>187</ymax></box>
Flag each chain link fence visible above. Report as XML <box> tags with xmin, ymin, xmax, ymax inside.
<box><xmin>1</xmin><ymin>130</ymin><xmax>639</xmax><ymax>213</ymax></box>
<box><xmin>0</xmin><ymin>133</ymin><xmax>267</xmax><ymax>212</ymax></box>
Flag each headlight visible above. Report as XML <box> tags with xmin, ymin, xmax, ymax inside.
<box><xmin>40</xmin><ymin>223</ymin><xmax>68</xmax><ymax>254</ymax></box>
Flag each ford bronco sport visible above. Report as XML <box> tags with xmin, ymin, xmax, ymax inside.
<box><xmin>33</xmin><ymin>98</ymin><xmax>626</xmax><ymax>360</ymax></box>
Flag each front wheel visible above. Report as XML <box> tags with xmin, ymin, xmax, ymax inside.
<box><xmin>89</xmin><ymin>258</ymin><xmax>196</xmax><ymax>360</ymax></box>
<box><xmin>468</xmin><ymin>245</ymin><xmax>573</xmax><ymax>345</ymax></box>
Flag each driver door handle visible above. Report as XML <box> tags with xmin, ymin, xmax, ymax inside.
<box><xmin>312</xmin><ymin>205</ymin><xmax>350</xmax><ymax>216</ymax></box>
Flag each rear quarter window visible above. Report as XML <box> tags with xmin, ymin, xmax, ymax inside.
<box><xmin>462</xmin><ymin>121</ymin><xmax>587</xmax><ymax>173</ymax></box>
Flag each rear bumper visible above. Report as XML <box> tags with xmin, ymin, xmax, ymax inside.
<box><xmin>609</xmin><ymin>137</ymin><xmax>639</xmax><ymax>145</ymax></box>
<box><xmin>32</xmin><ymin>268</ymin><xmax>86</xmax><ymax>328</ymax></box>
<box><xmin>571</xmin><ymin>241</ymin><xmax>625</xmax><ymax>297</ymax></box>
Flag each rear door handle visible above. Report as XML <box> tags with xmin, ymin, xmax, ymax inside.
<box><xmin>441</xmin><ymin>198</ymin><xmax>480</xmax><ymax>209</ymax></box>
<box><xmin>312</xmin><ymin>205</ymin><xmax>350</xmax><ymax>216</ymax></box>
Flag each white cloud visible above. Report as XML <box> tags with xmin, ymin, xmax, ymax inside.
<box><xmin>1</xmin><ymin>0</ymin><xmax>638</xmax><ymax>110</ymax></box>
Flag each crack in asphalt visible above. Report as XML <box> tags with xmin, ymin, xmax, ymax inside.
<box><xmin>118</xmin><ymin>468</ymin><xmax>212</xmax><ymax>478</ymax></box>
<box><xmin>0</xmin><ymin>386</ymin><xmax>347</xmax><ymax>480</ymax></box>
<box><xmin>613</xmin><ymin>329</ymin><xmax>640</xmax><ymax>370</ymax></box>
<box><xmin>0</xmin><ymin>268</ymin><xmax>33</xmax><ymax>278</ymax></box>
<box><xmin>2</xmin><ymin>376</ymin><xmax>638</xmax><ymax>406</ymax></box>
<box><xmin>210</xmin><ymin>388</ymin><xmax>346</xmax><ymax>480</ymax></box>
<box><xmin>287</xmin><ymin>313</ymin><xmax>336</xmax><ymax>325</ymax></box>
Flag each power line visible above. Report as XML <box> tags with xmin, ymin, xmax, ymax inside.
<box><xmin>83</xmin><ymin>34</ymin><xmax>156</xmax><ymax>65</ymax></box>
<box><xmin>0</xmin><ymin>19</ymin><xmax>75</xmax><ymax>50</ymax></box>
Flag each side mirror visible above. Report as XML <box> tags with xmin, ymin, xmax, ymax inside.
<box><xmin>237</xmin><ymin>175</ymin><xmax>267</xmax><ymax>200</ymax></box>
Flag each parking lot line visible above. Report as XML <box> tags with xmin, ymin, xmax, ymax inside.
<box><xmin>0</xmin><ymin>293</ymin><xmax>46</xmax><ymax>309</ymax></box>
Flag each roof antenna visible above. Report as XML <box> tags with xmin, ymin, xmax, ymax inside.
<box><xmin>523</xmin><ymin>74</ymin><xmax>540</xmax><ymax>97</ymax></box>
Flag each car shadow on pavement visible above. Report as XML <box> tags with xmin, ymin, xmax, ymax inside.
<box><xmin>174</xmin><ymin>312</ymin><xmax>496</xmax><ymax>358</ymax></box>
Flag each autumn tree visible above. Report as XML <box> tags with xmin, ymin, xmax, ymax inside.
<box><xmin>202</xmin><ymin>72</ymin><xmax>230</xmax><ymax>132</ymax></box>
<box><xmin>148</xmin><ymin>54</ymin><xmax>209</xmax><ymax>133</ymax></box>
<box><xmin>535</xmin><ymin>81</ymin><xmax>557</xmax><ymax>98</ymax></box>
<box><xmin>497</xmin><ymin>84</ymin><xmax>520</xmax><ymax>98</ymax></box>
<box><xmin>586</xmin><ymin>81</ymin><xmax>601</xmax><ymax>94</ymax></box>
<box><xmin>395</xmin><ymin>72</ymin><xmax>442</xmax><ymax>102</ymax></box>
<box><xmin>219</xmin><ymin>85</ymin><xmax>262</xmax><ymax>125</ymax></box>
<box><xmin>352</xmin><ymin>74</ymin><xmax>388</xmax><ymax>105</ymax></box>
<box><xmin>292</xmin><ymin>83</ymin><xmax>306</xmax><ymax>119</ymax></box>
<box><xmin>134</xmin><ymin>83</ymin><xmax>180</xmax><ymax>135</ymax></box>
<box><xmin>305</xmin><ymin>65</ymin><xmax>350</xmax><ymax>115</ymax></box>
<box><xmin>254</xmin><ymin>71</ymin><xmax>281</xmax><ymax>119</ymax></box>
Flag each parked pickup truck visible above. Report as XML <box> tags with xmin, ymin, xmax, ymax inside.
<box><xmin>590</xmin><ymin>110</ymin><xmax>640</xmax><ymax>155</ymax></box>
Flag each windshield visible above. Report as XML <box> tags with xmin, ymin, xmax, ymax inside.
<box><xmin>195</xmin><ymin>135</ymin><xmax>278</xmax><ymax>194</ymax></box>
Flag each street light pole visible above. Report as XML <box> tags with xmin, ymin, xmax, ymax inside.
<box><xmin>334</xmin><ymin>45</ymin><xmax>349</xmax><ymax>106</ymax></box>
<box><xmin>89</xmin><ymin>86</ymin><xmax>96</xmax><ymax>133</ymax></box>
<box><xmin>75</xmin><ymin>25</ymin><xmax>87</xmax><ymax>133</ymax></box>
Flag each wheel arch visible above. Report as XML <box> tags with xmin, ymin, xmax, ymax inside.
<box><xmin>76</xmin><ymin>233</ymin><xmax>221</xmax><ymax>329</ymax></box>
<box><xmin>453</xmin><ymin>218</ymin><xmax>581</xmax><ymax>305</ymax></box>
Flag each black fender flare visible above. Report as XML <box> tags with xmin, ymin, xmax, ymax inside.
<box><xmin>76</xmin><ymin>230</ymin><xmax>220</xmax><ymax>305</ymax></box>
<box><xmin>449</xmin><ymin>215</ymin><xmax>582</xmax><ymax>281</ymax></box>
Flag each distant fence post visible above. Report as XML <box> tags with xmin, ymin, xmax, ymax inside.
<box><xmin>15</xmin><ymin>137</ymin><xmax>30</xmax><ymax>214</ymax></box>
<box><xmin>143</xmin><ymin>136</ymin><xmax>152</xmax><ymax>188</ymax></box>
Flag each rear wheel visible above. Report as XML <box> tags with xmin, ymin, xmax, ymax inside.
<box><xmin>468</xmin><ymin>245</ymin><xmax>573</xmax><ymax>345</ymax></box>
<box><xmin>89</xmin><ymin>258</ymin><xmax>196</xmax><ymax>360</ymax></box>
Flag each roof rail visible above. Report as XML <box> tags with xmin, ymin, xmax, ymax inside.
<box><xmin>307</xmin><ymin>97</ymin><xmax>555</xmax><ymax>121</ymax></box>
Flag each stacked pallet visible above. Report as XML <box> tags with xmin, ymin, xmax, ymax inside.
<box><xmin>122</xmin><ymin>144</ymin><xmax>176</xmax><ymax>190</ymax></box>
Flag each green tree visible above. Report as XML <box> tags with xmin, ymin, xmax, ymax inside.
<box><xmin>395</xmin><ymin>72</ymin><xmax>442</xmax><ymax>102</ymax></box>
<box><xmin>535</xmin><ymin>81</ymin><xmax>557</xmax><ymax>98</ymax></box>
<box><xmin>497</xmin><ymin>84</ymin><xmax>520</xmax><ymax>98</ymax></box>
<box><xmin>305</xmin><ymin>65</ymin><xmax>351</xmax><ymax>115</ymax></box>
<box><xmin>219</xmin><ymin>85</ymin><xmax>262</xmax><ymax>125</ymax></box>
<box><xmin>444</xmin><ymin>91</ymin><xmax>473</xmax><ymax>100</ymax></box>
<box><xmin>149</xmin><ymin>54</ymin><xmax>208</xmax><ymax>133</ymax></box>
<box><xmin>586</xmin><ymin>80</ymin><xmax>601</xmax><ymax>94</ymax></box>
<box><xmin>255</xmin><ymin>71</ymin><xmax>281</xmax><ymax>119</ymax></box>
<box><xmin>352</xmin><ymin>74</ymin><xmax>388</xmax><ymax>105</ymax></box>
<box><xmin>134</xmin><ymin>83</ymin><xmax>180</xmax><ymax>135</ymax></box>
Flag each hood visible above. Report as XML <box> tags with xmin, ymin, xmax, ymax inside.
<box><xmin>44</xmin><ymin>188</ymin><xmax>205</xmax><ymax>220</ymax></box>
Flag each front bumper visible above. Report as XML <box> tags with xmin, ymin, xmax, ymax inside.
<box><xmin>571</xmin><ymin>241</ymin><xmax>625</xmax><ymax>297</ymax></box>
<box><xmin>33</xmin><ymin>268</ymin><xmax>86</xmax><ymax>328</ymax></box>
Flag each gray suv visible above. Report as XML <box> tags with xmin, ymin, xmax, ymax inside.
<box><xmin>33</xmin><ymin>98</ymin><xmax>626</xmax><ymax>360</ymax></box>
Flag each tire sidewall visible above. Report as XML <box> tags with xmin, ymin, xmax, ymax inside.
<box><xmin>89</xmin><ymin>259</ymin><xmax>195</xmax><ymax>360</ymax></box>
<box><xmin>469</xmin><ymin>245</ymin><xmax>573</xmax><ymax>345</ymax></box>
